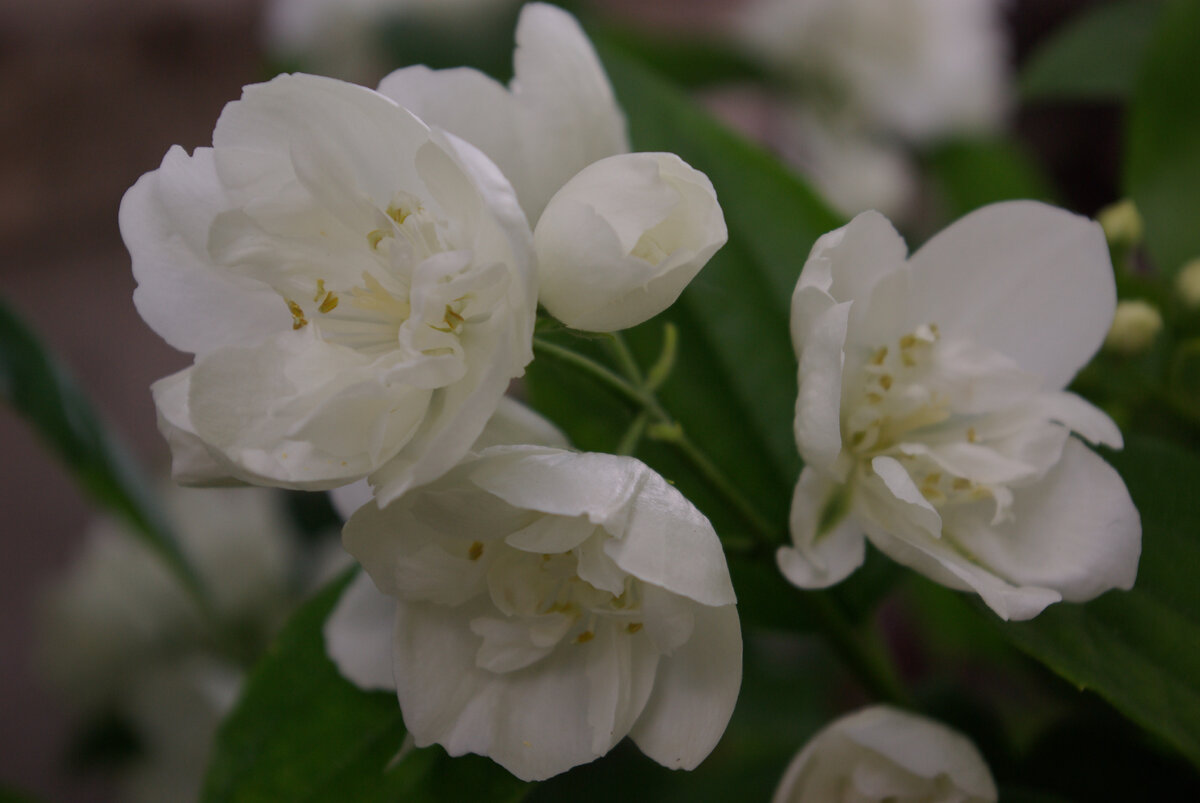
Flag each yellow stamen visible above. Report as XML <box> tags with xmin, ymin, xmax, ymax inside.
<box><xmin>313</xmin><ymin>279</ymin><xmax>326</xmax><ymax>302</ymax></box>
<box><xmin>575</xmin><ymin>630</ymin><xmax>595</xmax><ymax>644</ymax></box>
<box><xmin>286</xmin><ymin>299</ymin><xmax>307</xmax><ymax>329</ymax></box>
<box><xmin>318</xmin><ymin>292</ymin><xmax>339</xmax><ymax>313</ymax></box>
<box><xmin>468</xmin><ymin>541</ymin><xmax>484</xmax><ymax>561</ymax></box>
<box><xmin>627</xmin><ymin>622</ymin><xmax>643</xmax><ymax>634</ymax></box>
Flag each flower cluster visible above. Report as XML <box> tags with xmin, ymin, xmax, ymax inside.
<box><xmin>123</xmin><ymin>0</ymin><xmax>1141</xmax><ymax>790</ymax></box>
<box><xmin>124</xmin><ymin>1</ymin><xmax>735</xmax><ymax>781</ymax></box>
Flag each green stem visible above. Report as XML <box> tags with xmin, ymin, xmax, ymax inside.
<box><xmin>532</xmin><ymin>335</ymin><xmax>910</xmax><ymax>706</ymax></box>
<box><xmin>799</xmin><ymin>592</ymin><xmax>912</xmax><ymax>707</ymax></box>
<box><xmin>616</xmin><ymin>412</ymin><xmax>650</xmax><ymax>456</ymax></box>
<box><xmin>533</xmin><ymin>337</ymin><xmax>771</xmax><ymax>542</ymax></box>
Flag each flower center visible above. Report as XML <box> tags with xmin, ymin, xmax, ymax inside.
<box><xmin>279</xmin><ymin>192</ymin><xmax>493</xmax><ymax>359</ymax></box>
<box><xmin>486</xmin><ymin>545</ymin><xmax>644</xmax><ymax>645</ymax></box>
<box><xmin>844</xmin><ymin>323</ymin><xmax>1004</xmax><ymax>513</ymax></box>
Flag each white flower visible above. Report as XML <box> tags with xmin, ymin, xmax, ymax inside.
<box><xmin>324</xmin><ymin>397</ymin><xmax>573</xmax><ymax>693</ymax></box>
<box><xmin>37</xmin><ymin>485</ymin><xmax>295</xmax><ymax>710</ymax></box>
<box><xmin>772</xmin><ymin>706</ymin><xmax>997</xmax><ymax>803</ymax></box>
<box><xmin>741</xmin><ymin>0</ymin><xmax>1008</xmax><ymax>143</ymax></box>
<box><xmin>121</xmin><ymin>73</ymin><xmax>537</xmax><ymax>505</ymax></box>
<box><xmin>332</xmin><ymin>447</ymin><xmax>741</xmax><ymax>780</ymax></box>
<box><xmin>534</xmin><ymin>152</ymin><xmax>728</xmax><ymax>331</ymax></box>
<box><xmin>378</xmin><ymin>3</ymin><xmax>629</xmax><ymax>223</ymax></box>
<box><xmin>781</xmin><ymin>201</ymin><xmax>1141</xmax><ymax>620</ymax></box>
<box><xmin>773</xmin><ymin>110</ymin><xmax>917</xmax><ymax>218</ymax></box>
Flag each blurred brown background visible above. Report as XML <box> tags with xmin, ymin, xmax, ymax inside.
<box><xmin>0</xmin><ymin>0</ymin><xmax>1110</xmax><ymax>799</ymax></box>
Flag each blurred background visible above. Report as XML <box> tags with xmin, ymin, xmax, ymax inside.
<box><xmin>0</xmin><ymin>0</ymin><xmax>1125</xmax><ymax>799</ymax></box>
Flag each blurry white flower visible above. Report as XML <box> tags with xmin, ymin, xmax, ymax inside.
<box><xmin>1104</xmin><ymin>299</ymin><xmax>1163</xmax><ymax>355</ymax></box>
<box><xmin>38</xmin><ymin>485</ymin><xmax>300</xmax><ymax>803</ymax></box>
<box><xmin>378</xmin><ymin>3</ymin><xmax>629</xmax><ymax>223</ymax></box>
<box><xmin>120</xmin><ymin>657</ymin><xmax>241</xmax><ymax>803</ymax></box>
<box><xmin>325</xmin><ymin>396</ymin><xmax>572</xmax><ymax>691</ymax></box>
<box><xmin>122</xmin><ymin>73</ymin><xmax>537</xmax><ymax>506</ymax></box>
<box><xmin>773</xmin><ymin>706</ymin><xmax>997</xmax><ymax>803</ymax></box>
<box><xmin>534</xmin><ymin>153</ymin><xmax>728</xmax><ymax>331</ymax></box>
<box><xmin>331</xmin><ymin>447</ymin><xmax>741</xmax><ymax>780</ymax></box>
<box><xmin>775</xmin><ymin>111</ymin><xmax>917</xmax><ymax>218</ymax></box>
<box><xmin>742</xmin><ymin>0</ymin><xmax>1008</xmax><ymax>144</ymax></box>
<box><xmin>38</xmin><ymin>485</ymin><xmax>294</xmax><ymax>710</ymax></box>
<box><xmin>781</xmin><ymin>201</ymin><xmax>1141</xmax><ymax>620</ymax></box>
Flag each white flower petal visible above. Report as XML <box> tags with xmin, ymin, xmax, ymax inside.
<box><xmin>904</xmin><ymin>201</ymin><xmax>1115</xmax><ymax>389</ymax></box>
<box><xmin>1033</xmin><ymin>391</ymin><xmax>1123</xmax><ymax>448</ymax></box>
<box><xmin>946</xmin><ymin>438</ymin><xmax>1141</xmax><ymax>605</ymax></box>
<box><xmin>324</xmin><ymin>572</ymin><xmax>397</xmax><ymax>692</ymax></box>
<box><xmin>779</xmin><ymin>467</ymin><xmax>865</xmax><ymax>589</ymax></box>
<box><xmin>392</xmin><ymin>599</ymin><xmax>602</xmax><ymax>781</ymax></box>
<box><xmin>151</xmin><ymin>369</ymin><xmax>246</xmax><ymax>487</ymax></box>
<box><xmin>378</xmin><ymin>2</ymin><xmax>627</xmax><ymax>222</ymax></box>
<box><xmin>796</xmin><ymin>210</ymin><xmax>908</xmax><ymax>313</ymax></box>
<box><xmin>792</xmin><ymin>294</ymin><xmax>850</xmax><ymax>471</ymax></box>
<box><xmin>121</xmin><ymin>146</ymin><xmax>289</xmax><ymax>356</ymax></box>
<box><xmin>630</xmin><ymin>603</ymin><xmax>742</xmax><ymax>770</ymax></box>
<box><xmin>471</xmin><ymin>396</ymin><xmax>571</xmax><ymax>452</ymax></box>
<box><xmin>188</xmin><ymin>333</ymin><xmax>430</xmax><ymax>489</ymax></box>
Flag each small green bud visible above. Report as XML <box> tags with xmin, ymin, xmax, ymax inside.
<box><xmin>1104</xmin><ymin>299</ymin><xmax>1163</xmax><ymax>355</ymax></box>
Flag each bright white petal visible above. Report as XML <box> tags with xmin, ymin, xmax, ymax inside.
<box><xmin>510</xmin><ymin>2</ymin><xmax>628</xmax><ymax>220</ymax></box>
<box><xmin>630</xmin><ymin>603</ymin><xmax>742</xmax><ymax>770</ymax></box>
<box><xmin>779</xmin><ymin>467</ymin><xmax>865</xmax><ymax>589</ymax></box>
<box><xmin>324</xmin><ymin>572</ymin><xmax>397</xmax><ymax>691</ymax></box>
<box><xmin>796</xmin><ymin>210</ymin><xmax>908</xmax><ymax>312</ymax></box>
<box><xmin>151</xmin><ymin>368</ymin><xmax>246</xmax><ymax>487</ymax></box>
<box><xmin>393</xmin><ymin>599</ymin><xmax>603</xmax><ymax>781</ymax></box>
<box><xmin>1033</xmin><ymin>391</ymin><xmax>1123</xmax><ymax>448</ymax></box>
<box><xmin>946</xmin><ymin>438</ymin><xmax>1140</xmax><ymax>605</ymax></box>
<box><xmin>792</xmin><ymin>294</ymin><xmax>850</xmax><ymax>471</ymax></box>
<box><xmin>904</xmin><ymin>201</ymin><xmax>1115</xmax><ymax>389</ymax></box>
<box><xmin>121</xmin><ymin>146</ymin><xmax>287</xmax><ymax>355</ymax></box>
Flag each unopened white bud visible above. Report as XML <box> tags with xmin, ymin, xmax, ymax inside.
<box><xmin>1105</xmin><ymin>299</ymin><xmax>1163</xmax><ymax>354</ymax></box>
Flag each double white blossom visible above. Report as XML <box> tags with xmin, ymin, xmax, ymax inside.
<box><xmin>122</xmin><ymin>73</ymin><xmax>536</xmax><ymax>504</ymax></box>
<box><xmin>782</xmin><ymin>201</ymin><xmax>1141</xmax><ymax>620</ymax></box>
<box><xmin>773</xmin><ymin>706</ymin><xmax>997</xmax><ymax>803</ymax></box>
<box><xmin>381</xmin><ymin>3</ymin><xmax>727</xmax><ymax>331</ymax></box>
<box><xmin>329</xmin><ymin>443</ymin><xmax>741</xmax><ymax>780</ymax></box>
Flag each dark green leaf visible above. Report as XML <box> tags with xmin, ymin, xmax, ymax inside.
<box><xmin>589</xmin><ymin>24</ymin><xmax>766</xmax><ymax>88</ymax></box>
<box><xmin>0</xmin><ymin>298</ymin><xmax>200</xmax><ymax>598</ymax></box>
<box><xmin>1126</xmin><ymin>0</ymin><xmax>1200</xmax><ymax>276</ymax></box>
<box><xmin>203</xmin><ymin>572</ymin><xmax>530</xmax><ymax>803</ymax></box>
<box><xmin>1001</xmin><ymin>437</ymin><xmax>1200</xmax><ymax>769</ymax></box>
<box><xmin>1020</xmin><ymin>1</ymin><xmax>1163</xmax><ymax>102</ymax></box>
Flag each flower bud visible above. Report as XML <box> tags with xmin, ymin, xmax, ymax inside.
<box><xmin>1097</xmin><ymin>199</ymin><xmax>1143</xmax><ymax>249</ymax></box>
<box><xmin>534</xmin><ymin>152</ymin><xmax>727</xmax><ymax>332</ymax></box>
<box><xmin>773</xmin><ymin>706</ymin><xmax>997</xmax><ymax>803</ymax></box>
<box><xmin>1105</xmin><ymin>299</ymin><xmax>1163</xmax><ymax>355</ymax></box>
<box><xmin>1177</xmin><ymin>258</ymin><xmax>1200</xmax><ymax>308</ymax></box>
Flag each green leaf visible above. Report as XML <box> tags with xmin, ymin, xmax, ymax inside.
<box><xmin>923</xmin><ymin>138</ymin><xmax>1057</xmax><ymax>223</ymax></box>
<box><xmin>203</xmin><ymin>572</ymin><xmax>530</xmax><ymax>803</ymax></box>
<box><xmin>1020</xmin><ymin>1</ymin><xmax>1163</xmax><ymax>102</ymax></box>
<box><xmin>1126</xmin><ymin>0</ymin><xmax>1200</xmax><ymax>276</ymax></box>
<box><xmin>1001</xmin><ymin>437</ymin><xmax>1200</xmax><ymax>769</ymax></box>
<box><xmin>0</xmin><ymin>298</ymin><xmax>201</xmax><ymax>599</ymax></box>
